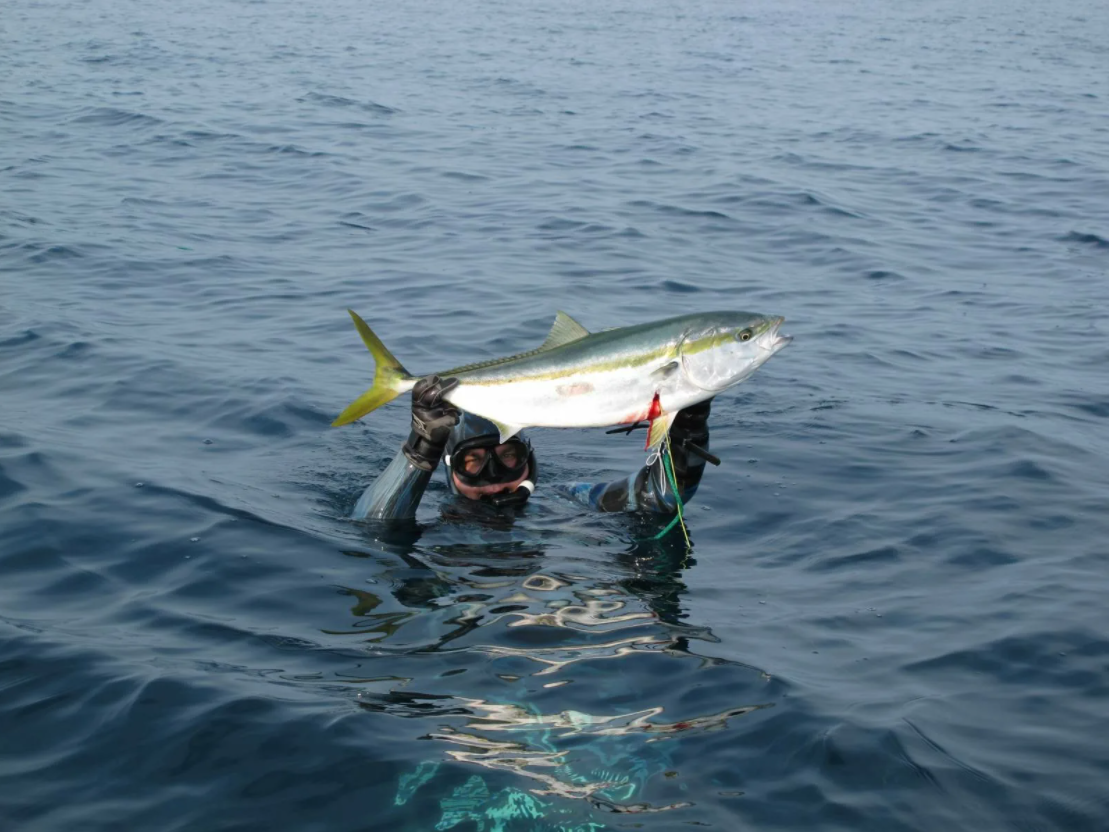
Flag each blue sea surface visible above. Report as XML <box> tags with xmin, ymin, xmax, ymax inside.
<box><xmin>3</xmin><ymin>0</ymin><xmax>1109</xmax><ymax>828</ymax></box>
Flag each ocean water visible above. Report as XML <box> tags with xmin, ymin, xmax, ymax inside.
<box><xmin>3</xmin><ymin>0</ymin><xmax>1109</xmax><ymax>828</ymax></box>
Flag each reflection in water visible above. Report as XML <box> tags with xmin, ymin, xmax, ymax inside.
<box><xmin>427</xmin><ymin>697</ymin><xmax>770</xmax><ymax>807</ymax></box>
<box><xmin>476</xmin><ymin>634</ymin><xmax>666</xmax><ymax>677</ymax></box>
<box><xmin>446</xmin><ymin>698</ymin><xmax>770</xmax><ymax>740</ymax></box>
<box><xmin>333</xmin><ymin>513</ymin><xmax>773</xmax><ymax>825</ymax></box>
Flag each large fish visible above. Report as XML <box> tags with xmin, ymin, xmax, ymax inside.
<box><xmin>332</xmin><ymin>309</ymin><xmax>792</xmax><ymax>449</ymax></box>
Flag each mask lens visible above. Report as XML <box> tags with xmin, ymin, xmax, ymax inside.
<box><xmin>452</xmin><ymin>439</ymin><xmax>529</xmax><ymax>486</ymax></box>
<box><xmin>459</xmin><ymin>447</ymin><xmax>488</xmax><ymax>475</ymax></box>
<box><xmin>494</xmin><ymin>441</ymin><xmax>526</xmax><ymax>472</ymax></box>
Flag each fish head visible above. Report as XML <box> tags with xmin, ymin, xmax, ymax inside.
<box><xmin>679</xmin><ymin>312</ymin><xmax>792</xmax><ymax>392</ymax></box>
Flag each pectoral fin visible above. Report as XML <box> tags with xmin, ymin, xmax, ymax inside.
<box><xmin>645</xmin><ymin>410</ymin><xmax>677</xmax><ymax>451</ymax></box>
<box><xmin>650</xmin><ymin>360</ymin><xmax>679</xmax><ymax>381</ymax></box>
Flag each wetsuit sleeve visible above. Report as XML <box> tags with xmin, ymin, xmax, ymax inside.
<box><xmin>351</xmin><ymin>448</ymin><xmax>435</xmax><ymax>521</ymax></box>
<box><xmin>562</xmin><ymin>400</ymin><xmax>712</xmax><ymax>514</ymax></box>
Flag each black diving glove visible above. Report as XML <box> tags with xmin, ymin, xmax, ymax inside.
<box><xmin>402</xmin><ymin>375</ymin><xmax>460</xmax><ymax>471</ymax></box>
<box><xmin>672</xmin><ymin>398</ymin><xmax>712</xmax><ymax>439</ymax></box>
<box><xmin>670</xmin><ymin>398</ymin><xmax>717</xmax><ymax>470</ymax></box>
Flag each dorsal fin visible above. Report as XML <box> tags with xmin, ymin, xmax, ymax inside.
<box><xmin>436</xmin><ymin>312</ymin><xmax>591</xmax><ymax>378</ymax></box>
<box><xmin>538</xmin><ymin>311</ymin><xmax>590</xmax><ymax>351</ymax></box>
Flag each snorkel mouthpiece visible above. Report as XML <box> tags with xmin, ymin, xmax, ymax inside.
<box><xmin>485</xmin><ymin>480</ymin><xmax>534</xmax><ymax>508</ymax></box>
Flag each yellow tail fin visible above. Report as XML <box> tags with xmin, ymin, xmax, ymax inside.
<box><xmin>331</xmin><ymin>310</ymin><xmax>415</xmax><ymax>426</ymax></box>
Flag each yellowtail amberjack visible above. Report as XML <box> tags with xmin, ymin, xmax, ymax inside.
<box><xmin>332</xmin><ymin>309</ymin><xmax>791</xmax><ymax>449</ymax></box>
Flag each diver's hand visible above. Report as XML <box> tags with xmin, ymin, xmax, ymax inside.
<box><xmin>403</xmin><ymin>375</ymin><xmax>460</xmax><ymax>470</ymax></box>
<box><xmin>669</xmin><ymin>397</ymin><xmax>719</xmax><ymax>469</ymax></box>
<box><xmin>411</xmin><ymin>375</ymin><xmax>460</xmax><ymax>443</ymax></box>
<box><xmin>673</xmin><ymin>398</ymin><xmax>712</xmax><ymax>434</ymax></box>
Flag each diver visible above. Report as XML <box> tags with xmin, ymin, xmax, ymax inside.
<box><xmin>351</xmin><ymin>375</ymin><xmax>715</xmax><ymax>521</ymax></box>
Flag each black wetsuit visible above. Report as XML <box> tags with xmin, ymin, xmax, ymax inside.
<box><xmin>351</xmin><ymin>402</ymin><xmax>712</xmax><ymax>521</ymax></box>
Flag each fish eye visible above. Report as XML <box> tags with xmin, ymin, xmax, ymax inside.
<box><xmin>737</xmin><ymin>328</ymin><xmax>753</xmax><ymax>342</ymax></box>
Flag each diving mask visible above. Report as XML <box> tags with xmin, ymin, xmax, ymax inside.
<box><xmin>446</xmin><ymin>438</ymin><xmax>530</xmax><ymax>488</ymax></box>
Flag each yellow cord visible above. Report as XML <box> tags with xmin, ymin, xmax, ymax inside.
<box><xmin>661</xmin><ymin>430</ymin><xmax>691</xmax><ymax>548</ymax></box>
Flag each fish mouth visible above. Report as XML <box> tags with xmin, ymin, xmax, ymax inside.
<box><xmin>762</xmin><ymin>316</ymin><xmax>792</xmax><ymax>352</ymax></box>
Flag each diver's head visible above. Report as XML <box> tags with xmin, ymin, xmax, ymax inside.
<box><xmin>443</xmin><ymin>413</ymin><xmax>537</xmax><ymax>507</ymax></box>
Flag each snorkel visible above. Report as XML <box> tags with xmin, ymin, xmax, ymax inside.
<box><xmin>484</xmin><ymin>479</ymin><xmax>535</xmax><ymax>508</ymax></box>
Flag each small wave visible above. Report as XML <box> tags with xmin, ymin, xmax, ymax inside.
<box><xmin>538</xmin><ymin>218</ymin><xmax>615</xmax><ymax>234</ymax></box>
<box><xmin>943</xmin><ymin>142</ymin><xmax>982</xmax><ymax>153</ymax></box>
<box><xmin>27</xmin><ymin>244</ymin><xmax>84</xmax><ymax>263</ymax></box>
<box><xmin>944</xmin><ymin>545</ymin><xmax>1020</xmax><ymax>568</ymax></box>
<box><xmin>660</xmin><ymin>280</ymin><xmax>701</xmax><ymax>294</ymax></box>
<box><xmin>809</xmin><ymin>544</ymin><xmax>902</xmax><ymax>572</ymax></box>
<box><xmin>1059</xmin><ymin>231</ymin><xmax>1109</xmax><ymax>249</ymax></box>
<box><xmin>120</xmin><ymin>197</ymin><xmax>176</xmax><ymax>208</ymax></box>
<box><xmin>298</xmin><ymin>92</ymin><xmax>397</xmax><ymax>116</ymax></box>
<box><xmin>626</xmin><ymin>200</ymin><xmax>734</xmax><ymax>222</ymax></box>
<box><xmin>56</xmin><ymin>340</ymin><xmax>92</xmax><ymax>359</ymax></box>
<box><xmin>70</xmin><ymin>107</ymin><xmax>162</xmax><ymax>128</ymax></box>
<box><xmin>894</xmin><ymin>132</ymin><xmax>942</xmax><ymax>143</ymax></box>
<box><xmin>0</xmin><ymin>329</ymin><xmax>40</xmax><ymax>348</ymax></box>
<box><xmin>0</xmin><ymin>464</ymin><xmax>27</xmax><ymax>503</ymax></box>
<box><xmin>1006</xmin><ymin>458</ymin><xmax>1054</xmax><ymax>482</ymax></box>
<box><xmin>339</xmin><ymin>219</ymin><xmax>375</xmax><ymax>232</ymax></box>
<box><xmin>1062</xmin><ymin>395</ymin><xmax>1109</xmax><ymax>419</ymax></box>
<box><xmin>745</xmin><ymin>190</ymin><xmax>866</xmax><ymax>219</ymax></box>
<box><xmin>181</xmin><ymin>129</ymin><xmax>240</xmax><ymax>143</ymax></box>
<box><xmin>0</xmin><ymin>209</ymin><xmax>43</xmax><ymax>227</ymax></box>
<box><xmin>441</xmin><ymin>170</ymin><xmax>488</xmax><ymax>182</ymax></box>
<box><xmin>265</xmin><ymin>144</ymin><xmax>330</xmax><ymax>158</ymax></box>
<box><xmin>134</xmin><ymin>482</ymin><xmax>290</xmax><ymax>529</ymax></box>
<box><xmin>903</xmin><ymin>630</ymin><xmax>1103</xmax><ymax>684</ymax></box>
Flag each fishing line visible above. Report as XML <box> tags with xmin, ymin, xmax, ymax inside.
<box><xmin>641</xmin><ymin>431</ymin><xmax>691</xmax><ymax>548</ymax></box>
